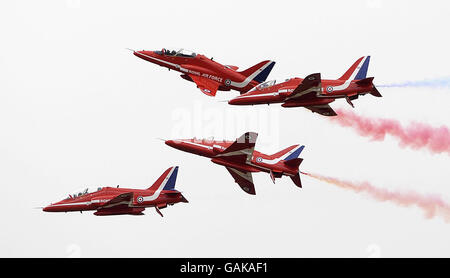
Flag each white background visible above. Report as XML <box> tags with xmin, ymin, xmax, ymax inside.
<box><xmin>1</xmin><ymin>0</ymin><xmax>449</xmax><ymax>257</ymax></box>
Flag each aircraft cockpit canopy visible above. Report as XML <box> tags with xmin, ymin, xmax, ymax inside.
<box><xmin>257</xmin><ymin>80</ymin><xmax>277</xmax><ymax>90</ymax></box>
<box><xmin>249</xmin><ymin>78</ymin><xmax>291</xmax><ymax>92</ymax></box>
<box><xmin>157</xmin><ymin>48</ymin><xmax>197</xmax><ymax>58</ymax></box>
<box><xmin>66</xmin><ymin>186</ymin><xmax>103</xmax><ymax>199</ymax></box>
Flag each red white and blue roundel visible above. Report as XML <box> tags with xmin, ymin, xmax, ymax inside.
<box><xmin>137</xmin><ymin>196</ymin><xmax>144</xmax><ymax>203</ymax></box>
<box><xmin>326</xmin><ymin>86</ymin><xmax>334</xmax><ymax>93</ymax></box>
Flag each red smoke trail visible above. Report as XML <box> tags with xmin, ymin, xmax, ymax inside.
<box><xmin>331</xmin><ymin>109</ymin><xmax>450</xmax><ymax>154</ymax></box>
<box><xmin>301</xmin><ymin>171</ymin><xmax>450</xmax><ymax>222</ymax></box>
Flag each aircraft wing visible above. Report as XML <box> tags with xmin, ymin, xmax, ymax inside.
<box><xmin>100</xmin><ymin>192</ymin><xmax>133</xmax><ymax>209</ymax></box>
<box><xmin>188</xmin><ymin>74</ymin><xmax>220</xmax><ymax>97</ymax></box>
<box><xmin>215</xmin><ymin>132</ymin><xmax>258</xmax><ymax>163</ymax></box>
<box><xmin>285</xmin><ymin>73</ymin><xmax>322</xmax><ymax>101</ymax></box>
<box><xmin>225</xmin><ymin>167</ymin><xmax>256</xmax><ymax>195</ymax></box>
<box><xmin>304</xmin><ymin>104</ymin><xmax>337</xmax><ymax>116</ymax></box>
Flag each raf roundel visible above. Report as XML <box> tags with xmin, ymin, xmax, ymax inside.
<box><xmin>137</xmin><ymin>196</ymin><xmax>144</xmax><ymax>203</ymax></box>
<box><xmin>326</xmin><ymin>86</ymin><xmax>334</xmax><ymax>93</ymax></box>
<box><xmin>256</xmin><ymin>157</ymin><xmax>263</xmax><ymax>162</ymax></box>
<box><xmin>225</xmin><ymin>79</ymin><xmax>231</xmax><ymax>86</ymax></box>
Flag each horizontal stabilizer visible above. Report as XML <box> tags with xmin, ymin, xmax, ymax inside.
<box><xmin>164</xmin><ymin>190</ymin><xmax>179</xmax><ymax>194</ymax></box>
<box><xmin>355</xmin><ymin>77</ymin><xmax>374</xmax><ymax>86</ymax></box>
<box><xmin>370</xmin><ymin>86</ymin><xmax>382</xmax><ymax>97</ymax></box>
<box><xmin>290</xmin><ymin>173</ymin><xmax>302</xmax><ymax>188</ymax></box>
<box><xmin>160</xmin><ymin>192</ymin><xmax>188</xmax><ymax>203</ymax></box>
<box><xmin>284</xmin><ymin>158</ymin><xmax>303</xmax><ymax>169</ymax></box>
<box><xmin>180</xmin><ymin>194</ymin><xmax>189</xmax><ymax>203</ymax></box>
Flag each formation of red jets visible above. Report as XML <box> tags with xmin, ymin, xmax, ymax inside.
<box><xmin>42</xmin><ymin>47</ymin><xmax>382</xmax><ymax>216</ymax></box>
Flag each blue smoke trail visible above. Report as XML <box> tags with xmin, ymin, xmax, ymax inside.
<box><xmin>377</xmin><ymin>77</ymin><xmax>450</xmax><ymax>88</ymax></box>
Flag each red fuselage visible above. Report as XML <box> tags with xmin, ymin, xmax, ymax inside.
<box><xmin>43</xmin><ymin>187</ymin><xmax>187</xmax><ymax>215</ymax></box>
<box><xmin>165</xmin><ymin>139</ymin><xmax>298</xmax><ymax>177</ymax></box>
<box><xmin>133</xmin><ymin>49</ymin><xmax>268</xmax><ymax>94</ymax></box>
<box><xmin>228</xmin><ymin>77</ymin><xmax>375</xmax><ymax>107</ymax></box>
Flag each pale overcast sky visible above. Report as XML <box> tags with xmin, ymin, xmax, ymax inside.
<box><xmin>1</xmin><ymin>0</ymin><xmax>449</xmax><ymax>257</ymax></box>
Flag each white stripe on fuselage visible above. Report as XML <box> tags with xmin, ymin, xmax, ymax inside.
<box><xmin>235</xmin><ymin>92</ymin><xmax>282</xmax><ymax>100</ymax></box>
<box><xmin>48</xmin><ymin>201</ymin><xmax>93</xmax><ymax>207</ymax></box>
<box><xmin>178</xmin><ymin>140</ymin><xmax>214</xmax><ymax>150</ymax></box>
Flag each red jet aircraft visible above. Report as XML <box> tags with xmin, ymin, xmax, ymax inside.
<box><xmin>43</xmin><ymin>166</ymin><xmax>187</xmax><ymax>216</ymax></box>
<box><xmin>165</xmin><ymin>132</ymin><xmax>304</xmax><ymax>195</ymax></box>
<box><xmin>228</xmin><ymin>56</ymin><xmax>382</xmax><ymax>116</ymax></box>
<box><xmin>131</xmin><ymin>48</ymin><xmax>275</xmax><ymax>97</ymax></box>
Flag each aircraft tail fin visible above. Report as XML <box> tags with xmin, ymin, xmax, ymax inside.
<box><xmin>284</xmin><ymin>158</ymin><xmax>303</xmax><ymax>168</ymax></box>
<box><xmin>271</xmin><ymin>145</ymin><xmax>304</xmax><ymax>188</ymax></box>
<box><xmin>339</xmin><ymin>56</ymin><xmax>371</xmax><ymax>81</ymax></box>
<box><xmin>148</xmin><ymin>166</ymin><xmax>179</xmax><ymax>191</ymax></box>
<box><xmin>239</xmin><ymin>60</ymin><xmax>276</xmax><ymax>84</ymax></box>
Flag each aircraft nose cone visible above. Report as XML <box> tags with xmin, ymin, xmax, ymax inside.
<box><xmin>165</xmin><ymin>139</ymin><xmax>185</xmax><ymax>151</ymax></box>
<box><xmin>180</xmin><ymin>195</ymin><xmax>189</xmax><ymax>203</ymax></box>
<box><xmin>133</xmin><ymin>50</ymin><xmax>152</xmax><ymax>60</ymax></box>
<box><xmin>43</xmin><ymin>205</ymin><xmax>52</xmax><ymax>212</ymax></box>
<box><xmin>133</xmin><ymin>50</ymin><xmax>155</xmax><ymax>58</ymax></box>
<box><xmin>165</xmin><ymin>140</ymin><xmax>176</xmax><ymax>148</ymax></box>
<box><xmin>228</xmin><ymin>97</ymin><xmax>242</xmax><ymax>105</ymax></box>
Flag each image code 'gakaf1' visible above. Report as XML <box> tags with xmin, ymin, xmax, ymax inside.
<box><xmin>131</xmin><ymin>47</ymin><xmax>275</xmax><ymax>97</ymax></box>
<box><xmin>42</xmin><ymin>167</ymin><xmax>187</xmax><ymax>217</ymax></box>
<box><xmin>228</xmin><ymin>56</ymin><xmax>381</xmax><ymax>116</ymax></box>
<box><xmin>165</xmin><ymin>132</ymin><xmax>305</xmax><ymax>195</ymax></box>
